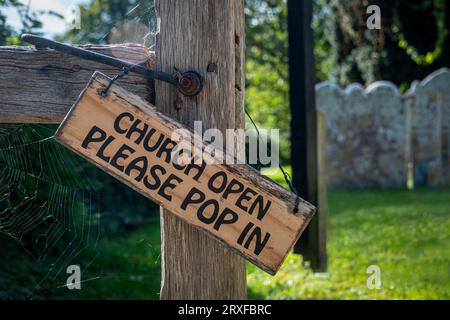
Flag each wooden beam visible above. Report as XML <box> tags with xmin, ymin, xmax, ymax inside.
<box><xmin>0</xmin><ymin>44</ymin><xmax>155</xmax><ymax>123</ymax></box>
<box><xmin>156</xmin><ymin>0</ymin><xmax>247</xmax><ymax>299</ymax></box>
<box><xmin>288</xmin><ymin>0</ymin><xmax>327</xmax><ymax>271</ymax></box>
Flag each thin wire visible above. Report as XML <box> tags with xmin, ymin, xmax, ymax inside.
<box><xmin>100</xmin><ymin>58</ymin><xmax>152</xmax><ymax>97</ymax></box>
<box><xmin>244</xmin><ymin>109</ymin><xmax>300</xmax><ymax>213</ymax></box>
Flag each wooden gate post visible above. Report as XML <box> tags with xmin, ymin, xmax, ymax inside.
<box><xmin>288</xmin><ymin>0</ymin><xmax>327</xmax><ymax>271</ymax></box>
<box><xmin>155</xmin><ymin>0</ymin><xmax>247</xmax><ymax>299</ymax></box>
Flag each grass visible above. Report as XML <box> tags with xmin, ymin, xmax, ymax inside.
<box><xmin>247</xmin><ymin>187</ymin><xmax>450</xmax><ymax>299</ymax></box>
<box><xmin>56</xmin><ymin>168</ymin><xmax>449</xmax><ymax>299</ymax></box>
<box><xmin>60</xmin><ymin>223</ymin><xmax>162</xmax><ymax>299</ymax></box>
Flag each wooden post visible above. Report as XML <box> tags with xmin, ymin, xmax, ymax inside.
<box><xmin>316</xmin><ymin>110</ymin><xmax>328</xmax><ymax>268</ymax></box>
<box><xmin>155</xmin><ymin>0</ymin><xmax>247</xmax><ymax>299</ymax></box>
<box><xmin>0</xmin><ymin>45</ymin><xmax>154</xmax><ymax>123</ymax></box>
<box><xmin>288</xmin><ymin>0</ymin><xmax>327</xmax><ymax>271</ymax></box>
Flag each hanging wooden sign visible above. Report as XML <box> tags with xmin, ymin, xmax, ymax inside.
<box><xmin>55</xmin><ymin>71</ymin><xmax>315</xmax><ymax>275</ymax></box>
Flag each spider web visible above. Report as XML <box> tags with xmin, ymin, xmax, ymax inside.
<box><xmin>0</xmin><ymin>0</ymin><xmax>160</xmax><ymax>299</ymax></box>
<box><xmin>0</xmin><ymin>124</ymin><xmax>101</xmax><ymax>298</ymax></box>
<box><xmin>66</xmin><ymin>0</ymin><xmax>158</xmax><ymax>51</ymax></box>
<box><xmin>103</xmin><ymin>1</ymin><xmax>158</xmax><ymax>50</ymax></box>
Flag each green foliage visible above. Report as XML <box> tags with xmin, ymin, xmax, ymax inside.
<box><xmin>0</xmin><ymin>222</ymin><xmax>161</xmax><ymax>299</ymax></box>
<box><xmin>245</xmin><ymin>0</ymin><xmax>290</xmax><ymax>163</ymax></box>
<box><xmin>323</xmin><ymin>0</ymin><xmax>450</xmax><ymax>87</ymax></box>
<box><xmin>0</xmin><ymin>0</ymin><xmax>55</xmax><ymax>45</ymax></box>
<box><xmin>0</xmin><ymin>124</ymin><xmax>159</xmax><ymax>299</ymax></box>
<box><xmin>313</xmin><ymin>0</ymin><xmax>334</xmax><ymax>81</ymax></box>
<box><xmin>54</xmin><ymin>224</ymin><xmax>161</xmax><ymax>299</ymax></box>
<box><xmin>58</xmin><ymin>0</ymin><xmax>156</xmax><ymax>46</ymax></box>
<box><xmin>245</xmin><ymin>0</ymin><xmax>450</xmax><ymax>163</ymax></box>
<box><xmin>80</xmin><ymin>163</ymin><xmax>159</xmax><ymax>236</ymax></box>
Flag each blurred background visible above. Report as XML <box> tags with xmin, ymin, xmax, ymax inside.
<box><xmin>0</xmin><ymin>0</ymin><xmax>449</xmax><ymax>299</ymax></box>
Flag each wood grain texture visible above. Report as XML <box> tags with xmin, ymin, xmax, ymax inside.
<box><xmin>54</xmin><ymin>72</ymin><xmax>314</xmax><ymax>277</ymax></box>
<box><xmin>0</xmin><ymin>44</ymin><xmax>155</xmax><ymax>123</ymax></box>
<box><xmin>156</xmin><ymin>0</ymin><xmax>247</xmax><ymax>300</ymax></box>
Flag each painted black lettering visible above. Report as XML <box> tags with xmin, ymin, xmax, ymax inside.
<box><xmin>249</xmin><ymin>196</ymin><xmax>272</xmax><ymax>221</ymax></box>
<box><xmin>114</xmin><ymin>112</ymin><xmax>134</xmax><ymax>134</ymax></box>
<box><xmin>244</xmin><ymin>227</ymin><xmax>271</xmax><ymax>255</ymax></box>
<box><xmin>208</xmin><ymin>171</ymin><xmax>228</xmax><ymax>194</ymax></box>
<box><xmin>126</xmin><ymin>119</ymin><xmax>148</xmax><ymax>144</ymax></box>
<box><xmin>143</xmin><ymin>128</ymin><xmax>164</xmax><ymax>152</ymax></box>
<box><xmin>197</xmin><ymin>199</ymin><xmax>219</xmax><ymax>224</ymax></box>
<box><xmin>213</xmin><ymin>208</ymin><xmax>238</xmax><ymax>231</ymax></box>
<box><xmin>110</xmin><ymin>144</ymin><xmax>135</xmax><ymax>172</ymax></box>
<box><xmin>82</xmin><ymin>126</ymin><xmax>107</xmax><ymax>149</ymax></box>
<box><xmin>181</xmin><ymin>187</ymin><xmax>205</xmax><ymax>210</ymax></box>
<box><xmin>236</xmin><ymin>187</ymin><xmax>257</xmax><ymax>212</ymax></box>
<box><xmin>157</xmin><ymin>174</ymin><xmax>183</xmax><ymax>201</ymax></box>
<box><xmin>156</xmin><ymin>138</ymin><xmax>177</xmax><ymax>164</ymax></box>
<box><xmin>96</xmin><ymin>136</ymin><xmax>115</xmax><ymax>162</ymax></box>
<box><xmin>124</xmin><ymin>156</ymin><xmax>148</xmax><ymax>182</ymax></box>
<box><xmin>143</xmin><ymin>165</ymin><xmax>166</xmax><ymax>190</ymax></box>
<box><xmin>184</xmin><ymin>156</ymin><xmax>206</xmax><ymax>181</ymax></box>
<box><xmin>237</xmin><ymin>222</ymin><xmax>254</xmax><ymax>245</ymax></box>
<box><xmin>222</xmin><ymin>179</ymin><xmax>244</xmax><ymax>199</ymax></box>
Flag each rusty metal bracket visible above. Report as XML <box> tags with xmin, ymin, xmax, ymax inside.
<box><xmin>21</xmin><ymin>34</ymin><xmax>203</xmax><ymax>97</ymax></box>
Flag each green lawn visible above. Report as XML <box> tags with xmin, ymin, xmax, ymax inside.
<box><xmin>248</xmin><ymin>187</ymin><xmax>449</xmax><ymax>299</ymax></box>
<box><xmin>60</xmin><ymin>186</ymin><xmax>449</xmax><ymax>300</ymax></box>
<box><xmin>61</xmin><ymin>223</ymin><xmax>162</xmax><ymax>299</ymax></box>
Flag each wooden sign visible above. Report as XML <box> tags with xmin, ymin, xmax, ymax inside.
<box><xmin>55</xmin><ymin>71</ymin><xmax>315</xmax><ymax>275</ymax></box>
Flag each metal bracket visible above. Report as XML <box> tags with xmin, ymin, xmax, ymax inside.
<box><xmin>21</xmin><ymin>34</ymin><xmax>203</xmax><ymax>97</ymax></box>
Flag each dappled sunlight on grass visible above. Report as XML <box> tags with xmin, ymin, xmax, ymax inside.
<box><xmin>247</xmin><ymin>185</ymin><xmax>450</xmax><ymax>299</ymax></box>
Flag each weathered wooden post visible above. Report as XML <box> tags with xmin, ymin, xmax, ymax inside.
<box><xmin>2</xmin><ymin>0</ymin><xmax>312</xmax><ymax>299</ymax></box>
<box><xmin>155</xmin><ymin>0</ymin><xmax>247</xmax><ymax>299</ymax></box>
<box><xmin>288</xmin><ymin>0</ymin><xmax>327</xmax><ymax>271</ymax></box>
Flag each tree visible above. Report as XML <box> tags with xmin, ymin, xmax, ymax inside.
<box><xmin>0</xmin><ymin>0</ymin><xmax>44</xmax><ymax>45</ymax></box>
<box><xmin>245</xmin><ymin>0</ymin><xmax>290</xmax><ymax>163</ymax></box>
<box><xmin>324</xmin><ymin>0</ymin><xmax>450</xmax><ymax>88</ymax></box>
<box><xmin>59</xmin><ymin>0</ymin><xmax>157</xmax><ymax>47</ymax></box>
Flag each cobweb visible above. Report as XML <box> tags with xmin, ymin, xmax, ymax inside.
<box><xmin>103</xmin><ymin>1</ymin><xmax>158</xmax><ymax>50</ymax></box>
<box><xmin>0</xmin><ymin>0</ymin><xmax>161</xmax><ymax>299</ymax></box>
<box><xmin>66</xmin><ymin>0</ymin><xmax>159</xmax><ymax>51</ymax></box>
<box><xmin>0</xmin><ymin>124</ymin><xmax>100</xmax><ymax>298</ymax></box>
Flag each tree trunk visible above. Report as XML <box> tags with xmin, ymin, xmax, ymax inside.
<box><xmin>155</xmin><ymin>0</ymin><xmax>247</xmax><ymax>299</ymax></box>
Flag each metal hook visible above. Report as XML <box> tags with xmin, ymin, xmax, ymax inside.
<box><xmin>21</xmin><ymin>34</ymin><xmax>203</xmax><ymax>97</ymax></box>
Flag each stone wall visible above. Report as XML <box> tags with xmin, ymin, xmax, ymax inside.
<box><xmin>315</xmin><ymin>68</ymin><xmax>450</xmax><ymax>188</ymax></box>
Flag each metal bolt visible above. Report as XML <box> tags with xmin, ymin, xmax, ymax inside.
<box><xmin>207</xmin><ymin>62</ymin><xmax>218</xmax><ymax>73</ymax></box>
<box><xmin>176</xmin><ymin>71</ymin><xmax>203</xmax><ymax>97</ymax></box>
